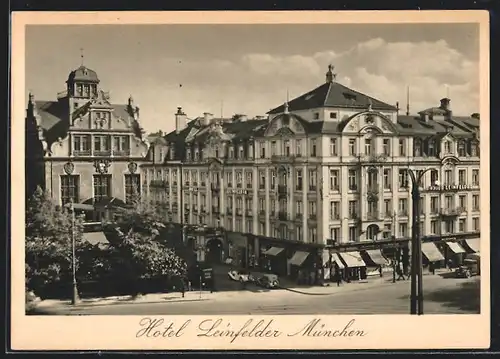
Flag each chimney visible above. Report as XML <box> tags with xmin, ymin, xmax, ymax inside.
<box><xmin>175</xmin><ymin>107</ymin><xmax>187</xmax><ymax>134</ymax></box>
<box><xmin>203</xmin><ymin>112</ymin><xmax>214</xmax><ymax>126</ymax></box>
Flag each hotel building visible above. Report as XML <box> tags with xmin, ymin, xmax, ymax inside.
<box><xmin>145</xmin><ymin>65</ymin><xmax>481</xmax><ymax>282</ymax></box>
<box><xmin>25</xmin><ymin>64</ymin><xmax>151</xmax><ymax>221</ymax></box>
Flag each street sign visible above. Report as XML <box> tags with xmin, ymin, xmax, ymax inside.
<box><xmin>202</xmin><ymin>268</ymin><xmax>213</xmax><ymax>280</ymax></box>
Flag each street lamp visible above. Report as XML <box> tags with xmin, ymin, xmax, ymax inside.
<box><xmin>391</xmin><ymin>211</ymin><xmax>397</xmax><ymax>283</ymax></box>
<box><xmin>406</xmin><ymin>168</ymin><xmax>433</xmax><ymax>315</ymax></box>
<box><xmin>66</xmin><ymin>201</ymin><xmax>80</xmax><ymax>305</ymax></box>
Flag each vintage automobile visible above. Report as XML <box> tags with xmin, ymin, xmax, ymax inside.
<box><xmin>227</xmin><ymin>270</ymin><xmax>254</xmax><ymax>283</ymax></box>
<box><xmin>255</xmin><ymin>273</ymin><xmax>280</xmax><ymax>289</ymax></box>
<box><xmin>455</xmin><ymin>258</ymin><xmax>480</xmax><ymax>278</ymax></box>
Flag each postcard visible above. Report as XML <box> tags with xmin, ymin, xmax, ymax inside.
<box><xmin>11</xmin><ymin>10</ymin><xmax>490</xmax><ymax>350</ymax></box>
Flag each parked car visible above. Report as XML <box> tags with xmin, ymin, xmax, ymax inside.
<box><xmin>455</xmin><ymin>259</ymin><xmax>480</xmax><ymax>278</ymax></box>
<box><xmin>228</xmin><ymin>270</ymin><xmax>254</xmax><ymax>283</ymax></box>
<box><xmin>255</xmin><ymin>273</ymin><xmax>280</xmax><ymax>289</ymax></box>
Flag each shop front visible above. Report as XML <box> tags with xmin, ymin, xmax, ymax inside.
<box><xmin>226</xmin><ymin>231</ymin><xmax>249</xmax><ymax>267</ymax></box>
<box><xmin>463</xmin><ymin>237</ymin><xmax>480</xmax><ymax>254</ymax></box>
<box><xmin>442</xmin><ymin>240</ymin><xmax>466</xmax><ymax>268</ymax></box>
<box><xmin>421</xmin><ymin>242</ymin><xmax>445</xmax><ymax>271</ymax></box>
<box><xmin>362</xmin><ymin>249</ymin><xmax>390</xmax><ymax>277</ymax></box>
<box><xmin>337</xmin><ymin>251</ymin><xmax>367</xmax><ymax>281</ymax></box>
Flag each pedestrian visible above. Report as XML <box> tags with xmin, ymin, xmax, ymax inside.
<box><xmin>429</xmin><ymin>262</ymin><xmax>434</xmax><ymax>275</ymax></box>
<box><xmin>180</xmin><ymin>277</ymin><xmax>186</xmax><ymax>298</ymax></box>
<box><xmin>378</xmin><ymin>265</ymin><xmax>383</xmax><ymax>278</ymax></box>
<box><xmin>447</xmin><ymin>259</ymin><xmax>453</xmax><ymax>271</ymax></box>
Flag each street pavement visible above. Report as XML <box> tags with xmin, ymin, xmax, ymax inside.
<box><xmin>32</xmin><ymin>272</ymin><xmax>480</xmax><ymax>315</ymax></box>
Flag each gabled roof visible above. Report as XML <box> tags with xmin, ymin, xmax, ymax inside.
<box><xmin>33</xmin><ymin>99</ymin><xmax>143</xmax><ymax>145</ymax></box>
<box><xmin>268</xmin><ymin>81</ymin><xmax>398</xmax><ymax>114</ymax></box>
<box><xmin>397</xmin><ymin>115</ymin><xmax>478</xmax><ymax>137</ymax></box>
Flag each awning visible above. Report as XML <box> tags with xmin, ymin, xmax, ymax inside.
<box><xmin>332</xmin><ymin>253</ymin><xmax>345</xmax><ymax>269</ymax></box>
<box><xmin>83</xmin><ymin>231</ymin><xmax>109</xmax><ymax>247</ymax></box>
<box><xmin>465</xmin><ymin>238</ymin><xmax>480</xmax><ymax>253</ymax></box>
<box><xmin>288</xmin><ymin>251</ymin><xmax>310</xmax><ymax>266</ymax></box>
<box><xmin>323</xmin><ymin>267</ymin><xmax>331</xmax><ymax>280</ymax></box>
<box><xmin>263</xmin><ymin>247</ymin><xmax>284</xmax><ymax>256</ymax></box>
<box><xmin>322</xmin><ymin>250</ymin><xmax>331</xmax><ymax>266</ymax></box>
<box><xmin>421</xmin><ymin>242</ymin><xmax>445</xmax><ymax>262</ymax></box>
<box><xmin>364</xmin><ymin>250</ymin><xmax>389</xmax><ymax>266</ymax></box>
<box><xmin>338</xmin><ymin>252</ymin><xmax>366</xmax><ymax>268</ymax></box>
<box><xmin>445</xmin><ymin>241</ymin><xmax>466</xmax><ymax>254</ymax></box>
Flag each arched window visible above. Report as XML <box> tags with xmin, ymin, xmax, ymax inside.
<box><xmin>366</xmin><ymin>224</ymin><xmax>380</xmax><ymax>241</ymax></box>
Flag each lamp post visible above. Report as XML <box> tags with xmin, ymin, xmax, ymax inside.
<box><xmin>391</xmin><ymin>211</ymin><xmax>397</xmax><ymax>283</ymax></box>
<box><xmin>407</xmin><ymin>168</ymin><xmax>432</xmax><ymax>315</ymax></box>
<box><xmin>70</xmin><ymin>201</ymin><xmax>80</xmax><ymax>305</ymax></box>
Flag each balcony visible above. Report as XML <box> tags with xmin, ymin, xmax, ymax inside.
<box><xmin>192</xmin><ymin>206</ymin><xmax>198</xmax><ymax>213</ymax></box>
<box><xmin>236</xmin><ymin>208</ymin><xmax>243</xmax><ymax>216</ymax></box>
<box><xmin>295</xmin><ymin>213</ymin><xmax>303</xmax><ymax>221</ymax></box>
<box><xmin>113</xmin><ymin>150</ymin><xmax>131</xmax><ymax>157</ymax></box>
<box><xmin>457</xmin><ymin>207</ymin><xmax>467</xmax><ymax>214</ymax></box>
<box><xmin>212</xmin><ymin>206</ymin><xmax>220</xmax><ymax>214</ymax></box>
<box><xmin>227</xmin><ymin>182</ymin><xmax>233</xmax><ymax>188</ymax></box>
<box><xmin>192</xmin><ymin>182</ymin><xmax>198</xmax><ymax>187</ymax></box>
<box><xmin>246</xmin><ymin>183</ymin><xmax>252</xmax><ymax>189</ymax></box>
<box><xmin>259</xmin><ymin>210</ymin><xmax>266</xmax><ymax>216</ymax></box>
<box><xmin>200</xmin><ymin>206</ymin><xmax>207</xmax><ymax>213</ymax></box>
<box><xmin>440</xmin><ymin>207</ymin><xmax>460</xmax><ymax>217</ymax></box>
<box><xmin>259</xmin><ymin>184</ymin><xmax>265</xmax><ymax>190</ymax></box>
<box><xmin>330</xmin><ymin>214</ymin><xmax>340</xmax><ymax>221</ymax></box>
<box><xmin>185</xmin><ymin>181</ymin><xmax>190</xmax><ymax>187</ymax></box>
<box><xmin>200</xmin><ymin>181</ymin><xmax>206</xmax><ymax>187</ymax></box>
<box><xmin>330</xmin><ymin>185</ymin><xmax>340</xmax><ymax>192</ymax></box>
<box><xmin>422</xmin><ymin>183</ymin><xmax>480</xmax><ymax>192</ymax></box>
<box><xmin>358</xmin><ymin>154</ymin><xmax>388</xmax><ymax>164</ymax></box>
<box><xmin>348</xmin><ymin>185</ymin><xmax>358</xmax><ymax>191</ymax></box>
<box><xmin>184</xmin><ymin>204</ymin><xmax>190</xmax><ymax>212</ymax></box>
<box><xmin>73</xmin><ymin>150</ymin><xmax>91</xmax><ymax>157</ymax></box>
<box><xmin>246</xmin><ymin>209</ymin><xmax>253</xmax><ymax>216</ymax></box>
<box><xmin>309</xmin><ymin>185</ymin><xmax>317</xmax><ymax>192</ymax></box>
<box><xmin>271</xmin><ymin>155</ymin><xmax>297</xmax><ymax>163</ymax></box>
<box><xmin>94</xmin><ymin>150</ymin><xmax>112</xmax><ymax>157</ymax></box>
<box><xmin>398</xmin><ymin>210</ymin><xmax>408</xmax><ymax>217</ymax></box>
<box><xmin>278</xmin><ymin>211</ymin><xmax>288</xmax><ymax>221</ymax></box>
<box><xmin>349</xmin><ymin>213</ymin><xmax>359</xmax><ymax>220</ymax></box>
<box><xmin>211</xmin><ymin>183</ymin><xmax>220</xmax><ymax>192</ymax></box>
<box><xmin>309</xmin><ymin>214</ymin><xmax>317</xmax><ymax>221</ymax></box>
<box><xmin>278</xmin><ymin>185</ymin><xmax>287</xmax><ymax>198</ymax></box>
<box><xmin>149</xmin><ymin>180</ymin><xmax>169</xmax><ymax>188</ymax></box>
<box><xmin>226</xmin><ymin>208</ymin><xmax>233</xmax><ymax>215</ymax></box>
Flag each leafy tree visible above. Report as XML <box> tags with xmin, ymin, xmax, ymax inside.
<box><xmin>25</xmin><ymin>186</ymin><xmax>84</xmax><ymax>295</ymax></box>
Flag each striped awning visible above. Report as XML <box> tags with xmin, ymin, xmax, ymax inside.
<box><xmin>421</xmin><ymin>242</ymin><xmax>445</xmax><ymax>262</ymax></box>
<box><xmin>445</xmin><ymin>241</ymin><xmax>466</xmax><ymax>254</ymax></box>
<box><xmin>322</xmin><ymin>250</ymin><xmax>331</xmax><ymax>266</ymax></box>
<box><xmin>288</xmin><ymin>251</ymin><xmax>310</xmax><ymax>266</ymax></box>
<box><xmin>332</xmin><ymin>253</ymin><xmax>345</xmax><ymax>269</ymax></box>
<box><xmin>338</xmin><ymin>252</ymin><xmax>366</xmax><ymax>268</ymax></box>
<box><xmin>465</xmin><ymin>238</ymin><xmax>480</xmax><ymax>253</ymax></box>
<box><xmin>364</xmin><ymin>249</ymin><xmax>389</xmax><ymax>266</ymax></box>
<box><xmin>263</xmin><ymin>247</ymin><xmax>284</xmax><ymax>256</ymax></box>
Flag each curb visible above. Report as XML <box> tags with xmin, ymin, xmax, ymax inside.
<box><xmin>281</xmin><ymin>280</ymin><xmax>395</xmax><ymax>296</ymax></box>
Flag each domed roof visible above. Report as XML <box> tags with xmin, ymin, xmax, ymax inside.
<box><xmin>67</xmin><ymin>65</ymin><xmax>99</xmax><ymax>83</ymax></box>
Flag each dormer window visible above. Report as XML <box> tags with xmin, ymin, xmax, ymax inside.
<box><xmin>313</xmin><ymin>113</ymin><xmax>320</xmax><ymax>120</ymax></box>
<box><xmin>471</xmin><ymin>142</ymin><xmax>478</xmax><ymax>157</ymax></box>
<box><xmin>330</xmin><ymin>112</ymin><xmax>337</xmax><ymax>119</ymax></box>
<box><xmin>444</xmin><ymin>140</ymin><xmax>452</xmax><ymax>155</ymax></box>
<box><xmin>414</xmin><ymin>139</ymin><xmax>421</xmax><ymax>157</ymax></box>
<box><xmin>239</xmin><ymin>146</ymin><xmax>244</xmax><ymax>159</ymax></box>
<box><xmin>186</xmin><ymin>149</ymin><xmax>191</xmax><ymax>161</ymax></box>
<box><xmin>229</xmin><ymin>146</ymin><xmax>234</xmax><ymax>159</ymax></box>
<box><xmin>428</xmin><ymin>140</ymin><xmax>435</xmax><ymax>156</ymax></box>
<box><xmin>458</xmin><ymin>141</ymin><xmax>466</xmax><ymax>157</ymax></box>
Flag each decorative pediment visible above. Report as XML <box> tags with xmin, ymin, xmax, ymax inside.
<box><xmin>264</xmin><ymin>115</ymin><xmax>305</xmax><ymax>137</ymax></box>
<box><xmin>207</xmin><ymin>158</ymin><xmax>223</xmax><ymax>171</ymax></box>
<box><xmin>441</xmin><ymin>155</ymin><xmax>459</xmax><ymax>168</ymax></box>
<box><xmin>441</xmin><ymin>132</ymin><xmax>456</xmax><ymax>142</ymax></box>
<box><xmin>275</xmin><ymin>127</ymin><xmax>295</xmax><ymax>137</ymax></box>
<box><xmin>343</xmin><ymin>112</ymin><xmax>398</xmax><ymax>135</ymax></box>
<box><xmin>89</xmin><ymin>90</ymin><xmax>113</xmax><ymax>109</ymax></box>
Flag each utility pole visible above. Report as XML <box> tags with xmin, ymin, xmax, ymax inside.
<box><xmin>71</xmin><ymin>201</ymin><xmax>80</xmax><ymax>305</ymax></box>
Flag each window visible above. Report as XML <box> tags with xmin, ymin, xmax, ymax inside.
<box><xmin>383</xmin><ymin>139</ymin><xmax>390</xmax><ymax>156</ymax></box>
<box><xmin>444</xmin><ymin>170</ymin><xmax>452</xmax><ymax>185</ymax></box>
<box><xmin>239</xmin><ymin>146</ymin><xmax>244</xmax><ymax>159</ymax></box>
<box><xmin>259</xmin><ymin>170</ymin><xmax>266</xmax><ymax>189</ymax></box>
<box><xmin>296</xmin><ymin>169</ymin><xmax>303</xmax><ymax>190</ymax></box>
<box><xmin>472</xmin><ymin>195</ymin><xmax>480</xmax><ymax>211</ymax></box>
<box><xmin>308</xmin><ymin>227</ymin><xmax>317</xmax><ymax>243</ymax></box>
<box><xmin>248</xmin><ymin>144</ymin><xmax>254</xmax><ymax>159</ymax></box>
<box><xmin>271</xmin><ymin>141</ymin><xmax>277</xmax><ymax>156</ymax></box>
<box><xmin>348</xmin><ymin>200</ymin><xmax>358</xmax><ymax>219</ymax></box>
<box><xmin>236</xmin><ymin>171</ymin><xmax>243</xmax><ymax>188</ymax></box>
<box><xmin>382</xmin><ymin>224</ymin><xmax>392</xmax><ymax>239</ymax></box>
<box><xmin>398</xmin><ymin>169</ymin><xmax>408</xmax><ymax>189</ymax></box>
<box><xmin>296</xmin><ymin>139</ymin><xmax>302</xmax><ymax>157</ymax></box>
<box><xmin>308</xmin><ymin>170</ymin><xmax>317</xmax><ymax>190</ymax></box>
<box><xmin>445</xmin><ymin>195</ymin><xmax>453</xmax><ymax>210</ymax></box>
<box><xmin>473</xmin><ymin>217</ymin><xmax>480</xmax><ymax>231</ymax></box>
<box><xmin>398</xmin><ymin>223</ymin><xmax>408</xmax><ymax>237</ymax></box>
<box><xmin>383</xmin><ymin>169</ymin><xmax>391</xmax><ymax>189</ymax></box>
<box><xmin>330</xmin><ymin>228</ymin><xmax>340</xmax><ymax>242</ymax></box>
<box><xmin>445</xmin><ymin>220</ymin><xmax>454</xmax><ymax>233</ymax></box>
<box><xmin>228</xmin><ymin>147</ymin><xmax>234</xmax><ymax>159</ymax></box>
<box><xmin>225</xmin><ymin>172</ymin><xmax>232</xmax><ymax>187</ymax></box>
<box><xmin>93</xmin><ymin>135</ymin><xmax>111</xmax><ymax>154</ymax></box>
<box><xmin>258</xmin><ymin>198</ymin><xmax>265</xmax><ymax>212</ymax></box>
<box><xmin>60</xmin><ymin>175</ymin><xmax>79</xmax><ymax>206</ymax></box>
<box><xmin>245</xmin><ymin>171</ymin><xmax>253</xmax><ymax>189</ymax></box>
<box><xmin>93</xmin><ymin>175</ymin><xmax>112</xmax><ymax>201</ymax></box>
<box><xmin>308</xmin><ymin>201</ymin><xmax>317</xmax><ymax>218</ymax></box>
<box><xmin>313</xmin><ymin>112</ymin><xmax>319</xmax><ymax>120</ymax></box>
<box><xmin>125</xmin><ymin>174</ymin><xmax>140</xmax><ymax>203</ymax></box>
<box><xmin>330</xmin><ymin>112</ymin><xmax>337</xmax><ymax>119</ymax></box>
<box><xmin>364</xmin><ymin>139</ymin><xmax>372</xmax><ymax>155</ymax></box>
<box><xmin>246</xmin><ymin>220</ymin><xmax>253</xmax><ymax>234</ymax></box>
<box><xmin>330</xmin><ymin>138</ymin><xmax>338</xmax><ymax>156</ymax></box>
<box><xmin>270</xmin><ymin>170</ymin><xmax>276</xmax><ymax>189</ymax></box>
<box><xmin>330</xmin><ymin>201</ymin><xmax>340</xmax><ymax>220</ymax></box>
<box><xmin>348</xmin><ymin>227</ymin><xmax>357</xmax><ymax>242</ymax></box>
<box><xmin>430</xmin><ymin>169</ymin><xmax>439</xmax><ymax>185</ymax></box>
<box><xmin>73</xmin><ymin>135</ymin><xmax>91</xmax><ymax>155</ymax></box>
<box><xmin>459</xmin><ymin>219</ymin><xmax>466</xmax><ymax>232</ymax></box>
<box><xmin>444</xmin><ymin>140</ymin><xmax>452</xmax><ymax>154</ymax></box>
<box><xmin>472</xmin><ymin>169</ymin><xmax>479</xmax><ymax>185</ymax></box>
<box><xmin>458</xmin><ymin>141</ymin><xmax>466</xmax><ymax>157</ymax></box>
<box><xmin>113</xmin><ymin>136</ymin><xmax>130</xmax><ymax>155</ymax></box>
<box><xmin>329</xmin><ymin>169</ymin><xmax>339</xmax><ymax>190</ymax></box>
<box><xmin>398</xmin><ymin>198</ymin><xmax>408</xmax><ymax>216</ymax></box>
<box><xmin>458</xmin><ymin>170</ymin><xmax>466</xmax><ymax>185</ymax></box>
<box><xmin>471</xmin><ymin>142</ymin><xmax>478</xmax><ymax>157</ymax></box>
<box><xmin>311</xmin><ymin>139</ymin><xmax>317</xmax><ymax>157</ymax></box>
<box><xmin>260</xmin><ymin>142</ymin><xmax>266</xmax><ymax>158</ymax></box>
<box><xmin>399</xmin><ymin>139</ymin><xmax>406</xmax><ymax>156</ymax></box>
<box><xmin>245</xmin><ymin>198</ymin><xmax>252</xmax><ymax>212</ymax></box>
<box><xmin>77</xmin><ymin>84</ymin><xmax>83</xmax><ymax>96</ymax></box>
<box><xmin>296</xmin><ymin>226</ymin><xmax>303</xmax><ymax>242</ymax></box>
<box><xmin>384</xmin><ymin>199</ymin><xmax>392</xmax><ymax>217</ymax></box>
<box><xmin>348</xmin><ymin>139</ymin><xmax>356</xmax><ymax>155</ymax></box>
<box><xmin>414</xmin><ymin>140</ymin><xmax>421</xmax><ymax>157</ymax></box>
<box><xmin>430</xmin><ymin>220</ymin><xmax>438</xmax><ymax>234</ymax></box>
<box><xmin>284</xmin><ymin>140</ymin><xmax>290</xmax><ymax>156</ymax></box>
<box><xmin>428</xmin><ymin>140</ymin><xmax>435</xmax><ymax>156</ymax></box>
<box><xmin>430</xmin><ymin>197</ymin><xmax>439</xmax><ymax>213</ymax></box>
<box><xmin>348</xmin><ymin>169</ymin><xmax>358</xmax><ymax>190</ymax></box>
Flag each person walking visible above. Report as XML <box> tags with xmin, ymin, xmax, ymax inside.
<box><xmin>180</xmin><ymin>276</ymin><xmax>186</xmax><ymax>298</ymax></box>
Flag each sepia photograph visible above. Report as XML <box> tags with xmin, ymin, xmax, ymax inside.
<box><xmin>12</xmin><ymin>11</ymin><xmax>490</xmax><ymax>350</ymax></box>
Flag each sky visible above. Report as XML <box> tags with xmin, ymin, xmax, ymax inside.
<box><xmin>25</xmin><ymin>24</ymin><xmax>480</xmax><ymax>134</ymax></box>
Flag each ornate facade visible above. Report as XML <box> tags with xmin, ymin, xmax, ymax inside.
<box><xmin>25</xmin><ymin>65</ymin><xmax>151</xmax><ymax>220</ymax></box>
<box><xmin>145</xmin><ymin>65</ymin><xmax>481</xmax><ymax>281</ymax></box>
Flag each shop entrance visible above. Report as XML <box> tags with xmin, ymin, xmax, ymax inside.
<box><xmin>206</xmin><ymin>238</ymin><xmax>223</xmax><ymax>264</ymax></box>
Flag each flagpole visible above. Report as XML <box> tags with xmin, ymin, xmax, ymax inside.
<box><xmin>71</xmin><ymin>201</ymin><xmax>80</xmax><ymax>305</ymax></box>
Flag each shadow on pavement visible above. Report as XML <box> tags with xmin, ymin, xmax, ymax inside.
<box><xmin>399</xmin><ymin>279</ymin><xmax>480</xmax><ymax>313</ymax></box>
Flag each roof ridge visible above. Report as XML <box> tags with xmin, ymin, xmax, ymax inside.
<box><xmin>323</xmin><ymin>82</ymin><xmax>333</xmax><ymax>107</ymax></box>
<box><xmin>334</xmin><ymin>82</ymin><xmax>396</xmax><ymax>110</ymax></box>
